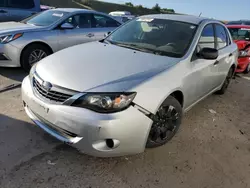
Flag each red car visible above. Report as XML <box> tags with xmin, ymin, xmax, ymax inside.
<box><xmin>227</xmin><ymin>25</ymin><xmax>250</xmax><ymax>73</ymax></box>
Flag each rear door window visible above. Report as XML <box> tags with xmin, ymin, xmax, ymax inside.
<box><xmin>7</xmin><ymin>0</ymin><xmax>35</xmax><ymax>9</ymax></box>
<box><xmin>64</xmin><ymin>14</ymin><xmax>93</xmax><ymax>28</ymax></box>
<box><xmin>93</xmin><ymin>14</ymin><xmax>121</xmax><ymax>28</ymax></box>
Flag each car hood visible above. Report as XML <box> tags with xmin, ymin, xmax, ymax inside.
<box><xmin>36</xmin><ymin>42</ymin><xmax>180</xmax><ymax>92</ymax></box>
<box><xmin>0</xmin><ymin>22</ymin><xmax>45</xmax><ymax>35</ymax></box>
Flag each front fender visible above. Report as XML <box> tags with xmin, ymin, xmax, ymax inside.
<box><xmin>132</xmin><ymin>65</ymin><xmax>184</xmax><ymax>114</ymax></box>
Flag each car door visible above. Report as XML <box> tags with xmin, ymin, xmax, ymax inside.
<box><xmin>57</xmin><ymin>13</ymin><xmax>97</xmax><ymax>51</ymax></box>
<box><xmin>214</xmin><ymin>24</ymin><xmax>234</xmax><ymax>85</ymax></box>
<box><xmin>91</xmin><ymin>13</ymin><xmax>121</xmax><ymax>40</ymax></box>
<box><xmin>184</xmin><ymin>24</ymin><xmax>219</xmax><ymax>107</ymax></box>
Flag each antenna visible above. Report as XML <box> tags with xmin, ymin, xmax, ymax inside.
<box><xmin>199</xmin><ymin>12</ymin><xmax>202</xmax><ymax>17</ymax></box>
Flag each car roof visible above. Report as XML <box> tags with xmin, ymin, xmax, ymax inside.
<box><xmin>54</xmin><ymin>8</ymin><xmax>96</xmax><ymax>14</ymax></box>
<box><xmin>227</xmin><ymin>25</ymin><xmax>250</xmax><ymax>29</ymax></box>
<box><xmin>139</xmin><ymin>14</ymin><xmax>214</xmax><ymax>25</ymax></box>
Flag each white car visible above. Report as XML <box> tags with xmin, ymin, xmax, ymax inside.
<box><xmin>22</xmin><ymin>14</ymin><xmax>238</xmax><ymax>157</ymax></box>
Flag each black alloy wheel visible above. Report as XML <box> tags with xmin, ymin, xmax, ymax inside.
<box><xmin>146</xmin><ymin>96</ymin><xmax>182</xmax><ymax>148</ymax></box>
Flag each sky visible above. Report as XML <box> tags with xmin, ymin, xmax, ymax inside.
<box><xmin>101</xmin><ymin>0</ymin><xmax>250</xmax><ymax>20</ymax></box>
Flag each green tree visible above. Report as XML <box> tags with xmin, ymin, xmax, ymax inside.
<box><xmin>167</xmin><ymin>9</ymin><xmax>175</xmax><ymax>13</ymax></box>
<box><xmin>152</xmin><ymin>3</ymin><xmax>161</xmax><ymax>12</ymax></box>
<box><xmin>136</xmin><ymin>4</ymin><xmax>144</xmax><ymax>9</ymax></box>
<box><xmin>125</xmin><ymin>2</ymin><xmax>134</xmax><ymax>7</ymax></box>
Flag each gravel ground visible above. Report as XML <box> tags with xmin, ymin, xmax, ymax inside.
<box><xmin>0</xmin><ymin>67</ymin><xmax>250</xmax><ymax>188</ymax></box>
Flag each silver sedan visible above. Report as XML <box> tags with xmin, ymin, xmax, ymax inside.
<box><xmin>22</xmin><ymin>14</ymin><xmax>238</xmax><ymax>157</ymax></box>
<box><xmin>0</xmin><ymin>8</ymin><xmax>121</xmax><ymax>71</ymax></box>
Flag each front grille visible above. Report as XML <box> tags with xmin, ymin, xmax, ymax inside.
<box><xmin>33</xmin><ymin>77</ymin><xmax>73</xmax><ymax>103</ymax></box>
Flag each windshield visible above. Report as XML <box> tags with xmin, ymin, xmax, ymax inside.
<box><xmin>23</xmin><ymin>10</ymin><xmax>68</xmax><ymax>26</ymax></box>
<box><xmin>106</xmin><ymin>18</ymin><xmax>197</xmax><ymax>58</ymax></box>
<box><xmin>228</xmin><ymin>28</ymin><xmax>250</xmax><ymax>41</ymax></box>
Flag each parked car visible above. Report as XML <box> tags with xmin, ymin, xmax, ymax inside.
<box><xmin>227</xmin><ymin>25</ymin><xmax>250</xmax><ymax>73</ymax></box>
<box><xmin>109</xmin><ymin>11</ymin><xmax>132</xmax><ymax>16</ymax></box>
<box><xmin>227</xmin><ymin>20</ymin><xmax>250</xmax><ymax>26</ymax></box>
<box><xmin>0</xmin><ymin>8</ymin><xmax>122</xmax><ymax>71</ymax></box>
<box><xmin>109</xmin><ymin>11</ymin><xmax>135</xmax><ymax>23</ymax></box>
<box><xmin>22</xmin><ymin>14</ymin><xmax>238</xmax><ymax>157</ymax></box>
<box><xmin>112</xmin><ymin>15</ymin><xmax>131</xmax><ymax>23</ymax></box>
<box><xmin>0</xmin><ymin>0</ymin><xmax>41</xmax><ymax>22</ymax></box>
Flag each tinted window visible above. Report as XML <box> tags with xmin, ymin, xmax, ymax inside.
<box><xmin>93</xmin><ymin>14</ymin><xmax>121</xmax><ymax>28</ymax></box>
<box><xmin>106</xmin><ymin>18</ymin><xmax>197</xmax><ymax>58</ymax></box>
<box><xmin>24</xmin><ymin>10</ymin><xmax>68</xmax><ymax>26</ymax></box>
<box><xmin>7</xmin><ymin>0</ymin><xmax>34</xmax><ymax>9</ymax></box>
<box><xmin>198</xmin><ymin>24</ymin><xmax>215</xmax><ymax>50</ymax></box>
<box><xmin>215</xmin><ymin>24</ymin><xmax>228</xmax><ymax>49</ymax></box>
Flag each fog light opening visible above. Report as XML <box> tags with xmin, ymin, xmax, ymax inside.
<box><xmin>23</xmin><ymin>101</ymin><xmax>26</xmax><ymax>107</ymax></box>
<box><xmin>106</xmin><ymin>139</ymin><xmax>114</xmax><ymax>149</ymax></box>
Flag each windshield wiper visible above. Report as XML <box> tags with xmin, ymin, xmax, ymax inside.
<box><xmin>114</xmin><ymin>43</ymin><xmax>157</xmax><ymax>54</ymax></box>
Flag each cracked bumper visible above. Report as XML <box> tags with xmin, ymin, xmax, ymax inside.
<box><xmin>21</xmin><ymin>76</ymin><xmax>153</xmax><ymax>157</ymax></box>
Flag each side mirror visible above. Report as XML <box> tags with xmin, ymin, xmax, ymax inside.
<box><xmin>104</xmin><ymin>31</ymin><xmax>111</xmax><ymax>38</ymax></box>
<box><xmin>60</xmin><ymin>23</ymin><xmax>74</xmax><ymax>29</ymax></box>
<box><xmin>198</xmin><ymin>48</ymin><xmax>218</xmax><ymax>60</ymax></box>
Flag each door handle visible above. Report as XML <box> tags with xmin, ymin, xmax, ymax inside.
<box><xmin>229</xmin><ymin>53</ymin><xmax>233</xmax><ymax>57</ymax></box>
<box><xmin>0</xmin><ymin>10</ymin><xmax>7</xmax><ymax>13</ymax></box>
<box><xmin>214</xmin><ymin>60</ymin><xmax>219</xmax><ymax>65</ymax></box>
<box><xmin>86</xmin><ymin>33</ymin><xmax>94</xmax><ymax>38</ymax></box>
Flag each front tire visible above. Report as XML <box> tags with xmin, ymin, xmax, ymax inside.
<box><xmin>146</xmin><ymin>96</ymin><xmax>183</xmax><ymax>148</ymax></box>
<box><xmin>21</xmin><ymin>44</ymin><xmax>51</xmax><ymax>72</ymax></box>
<box><xmin>216</xmin><ymin>67</ymin><xmax>234</xmax><ymax>95</ymax></box>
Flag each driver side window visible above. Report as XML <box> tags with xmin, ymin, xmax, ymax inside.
<box><xmin>198</xmin><ymin>24</ymin><xmax>215</xmax><ymax>51</ymax></box>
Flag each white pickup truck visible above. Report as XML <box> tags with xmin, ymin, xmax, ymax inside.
<box><xmin>0</xmin><ymin>0</ymin><xmax>54</xmax><ymax>22</ymax></box>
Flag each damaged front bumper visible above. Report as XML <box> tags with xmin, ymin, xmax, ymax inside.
<box><xmin>21</xmin><ymin>76</ymin><xmax>153</xmax><ymax>157</ymax></box>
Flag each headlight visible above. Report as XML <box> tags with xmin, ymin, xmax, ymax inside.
<box><xmin>0</xmin><ymin>33</ymin><xmax>23</xmax><ymax>44</ymax></box>
<box><xmin>29</xmin><ymin>63</ymin><xmax>37</xmax><ymax>80</ymax></box>
<box><xmin>72</xmin><ymin>92</ymin><xmax>137</xmax><ymax>113</ymax></box>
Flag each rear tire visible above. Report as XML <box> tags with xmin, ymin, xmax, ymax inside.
<box><xmin>21</xmin><ymin>44</ymin><xmax>51</xmax><ymax>72</ymax></box>
<box><xmin>216</xmin><ymin>67</ymin><xmax>234</xmax><ymax>95</ymax></box>
<box><xmin>146</xmin><ymin>96</ymin><xmax>183</xmax><ymax>148</ymax></box>
<box><xmin>244</xmin><ymin>63</ymin><xmax>250</xmax><ymax>74</ymax></box>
